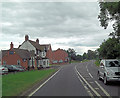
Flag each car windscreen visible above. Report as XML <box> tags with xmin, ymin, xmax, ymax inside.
<box><xmin>106</xmin><ymin>60</ymin><xmax>120</xmax><ymax>67</ymax></box>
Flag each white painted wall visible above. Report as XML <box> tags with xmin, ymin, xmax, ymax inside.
<box><xmin>19</xmin><ymin>41</ymin><xmax>36</xmax><ymax>53</ymax></box>
<box><xmin>40</xmin><ymin>51</ymin><xmax>46</xmax><ymax>58</ymax></box>
<box><xmin>42</xmin><ymin>59</ymin><xmax>49</xmax><ymax>68</ymax></box>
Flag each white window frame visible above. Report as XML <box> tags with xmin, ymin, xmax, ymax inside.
<box><xmin>17</xmin><ymin>60</ymin><xmax>20</xmax><ymax>65</ymax></box>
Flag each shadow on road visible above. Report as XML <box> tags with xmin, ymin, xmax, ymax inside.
<box><xmin>107</xmin><ymin>81</ymin><xmax>120</xmax><ymax>87</ymax></box>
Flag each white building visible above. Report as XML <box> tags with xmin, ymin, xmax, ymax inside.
<box><xmin>19</xmin><ymin>35</ymin><xmax>49</xmax><ymax>68</ymax></box>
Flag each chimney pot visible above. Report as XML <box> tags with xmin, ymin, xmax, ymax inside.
<box><xmin>36</xmin><ymin>38</ymin><xmax>39</xmax><ymax>44</ymax></box>
<box><xmin>10</xmin><ymin>42</ymin><xmax>13</xmax><ymax>49</ymax></box>
<box><xmin>25</xmin><ymin>35</ymin><xmax>29</xmax><ymax>41</ymax></box>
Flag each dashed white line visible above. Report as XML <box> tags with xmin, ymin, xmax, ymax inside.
<box><xmin>95</xmin><ymin>81</ymin><xmax>111</xmax><ymax>97</ymax></box>
<box><xmin>76</xmin><ymin>71</ymin><xmax>94</xmax><ymax>97</ymax></box>
<box><xmin>75</xmin><ymin>66</ymin><xmax>101</xmax><ymax>97</ymax></box>
<box><xmin>89</xmin><ymin>73</ymin><xmax>93</xmax><ymax>79</ymax></box>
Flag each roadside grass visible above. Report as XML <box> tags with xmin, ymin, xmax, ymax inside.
<box><xmin>82</xmin><ymin>59</ymin><xmax>89</xmax><ymax>62</ymax></box>
<box><xmin>95</xmin><ymin>59</ymin><xmax>100</xmax><ymax>66</ymax></box>
<box><xmin>2</xmin><ymin>69</ymin><xmax>56</xmax><ymax>96</ymax></box>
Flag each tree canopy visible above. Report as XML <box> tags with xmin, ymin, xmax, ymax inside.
<box><xmin>98</xmin><ymin>2</ymin><xmax>120</xmax><ymax>38</ymax></box>
<box><xmin>98</xmin><ymin>2</ymin><xmax>120</xmax><ymax>59</ymax></box>
<box><xmin>97</xmin><ymin>38</ymin><xmax>120</xmax><ymax>59</ymax></box>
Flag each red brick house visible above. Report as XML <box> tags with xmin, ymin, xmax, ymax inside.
<box><xmin>52</xmin><ymin>48</ymin><xmax>69</xmax><ymax>64</ymax></box>
<box><xmin>1</xmin><ymin>42</ymin><xmax>34</xmax><ymax>69</ymax></box>
<box><xmin>1</xmin><ymin>35</ymin><xmax>69</xmax><ymax>68</ymax></box>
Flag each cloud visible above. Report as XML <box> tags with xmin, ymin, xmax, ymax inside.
<box><xmin>1</xmin><ymin>2</ymin><xmax>113</xmax><ymax>54</ymax></box>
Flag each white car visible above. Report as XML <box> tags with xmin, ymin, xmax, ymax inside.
<box><xmin>97</xmin><ymin>59</ymin><xmax>120</xmax><ymax>85</ymax></box>
<box><xmin>0</xmin><ymin>65</ymin><xmax>8</xmax><ymax>75</ymax></box>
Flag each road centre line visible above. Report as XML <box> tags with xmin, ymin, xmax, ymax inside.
<box><xmin>76</xmin><ymin>72</ymin><xmax>94</xmax><ymax>97</ymax></box>
<box><xmin>28</xmin><ymin>68</ymin><xmax>61</xmax><ymax>97</ymax></box>
<box><xmin>86</xmin><ymin>66</ymin><xmax>89</xmax><ymax>72</ymax></box>
<box><xmin>75</xmin><ymin>66</ymin><xmax>101</xmax><ymax>97</ymax></box>
<box><xmin>95</xmin><ymin>81</ymin><xmax>111</xmax><ymax>97</ymax></box>
<box><xmin>89</xmin><ymin>73</ymin><xmax>93</xmax><ymax>79</ymax></box>
<box><xmin>86</xmin><ymin>64</ymin><xmax>94</xmax><ymax>79</ymax></box>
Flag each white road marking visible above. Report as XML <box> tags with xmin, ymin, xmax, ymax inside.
<box><xmin>90</xmin><ymin>82</ymin><xmax>94</xmax><ymax>84</ymax></box>
<box><xmin>94</xmin><ymin>88</ymin><xmax>99</xmax><ymax>90</ymax></box>
<box><xmin>75</xmin><ymin>66</ymin><xmax>101</xmax><ymax>97</ymax></box>
<box><xmin>86</xmin><ymin>66</ymin><xmax>89</xmax><ymax>72</ymax></box>
<box><xmin>95</xmin><ymin>81</ymin><xmax>111</xmax><ymax>97</ymax></box>
<box><xmin>89</xmin><ymin>73</ymin><xmax>93</xmax><ymax>79</ymax></box>
<box><xmin>28</xmin><ymin>69</ymin><xmax>61</xmax><ymax>96</ymax></box>
<box><xmin>76</xmin><ymin>71</ymin><xmax>94</xmax><ymax>97</ymax></box>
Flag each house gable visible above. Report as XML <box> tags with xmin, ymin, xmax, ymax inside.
<box><xmin>19</xmin><ymin>41</ymin><xmax>36</xmax><ymax>54</ymax></box>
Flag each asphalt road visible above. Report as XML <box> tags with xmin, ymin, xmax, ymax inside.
<box><xmin>31</xmin><ymin>60</ymin><xmax>120</xmax><ymax>97</ymax></box>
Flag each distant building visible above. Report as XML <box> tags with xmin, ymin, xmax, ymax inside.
<box><xmin>40</xmin><ymin>44</ymin><xmax>53</xmax><ymax>64</ymax></box>
<box><xmin>52</xmin><ymin>48</ymin><xmax>69</xmax><ymax>64</ymax></box>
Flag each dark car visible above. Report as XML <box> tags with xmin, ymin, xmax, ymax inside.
<box><xmin>3</xmin><ymin>65</ymin><xmax>19</xmax><ymax>72</ymax></box>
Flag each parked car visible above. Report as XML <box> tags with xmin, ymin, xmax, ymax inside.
<box><xmin>3</xmin><ymin>65</ymin><xmax>19</xmax><ymax>72</ymax></box>
<box><xmin>0</xmin><ymin>65</ymin><xmax>8</xmax><ymax>75</ymax></box>
<box><xmin>15</xmin><ymin>65</ymin><xmax>25</xmax><ymax>72</ymax></box>
<box><xmin>97</xmin><ymin>59</ymin><xmax>120</xmax><ymax>85</ymax></box>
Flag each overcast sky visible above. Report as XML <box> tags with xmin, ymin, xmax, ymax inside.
<box><xmin>0</xmin><ymin>1</ymin><xmax>113</xmax><ymax>55</ymax></box>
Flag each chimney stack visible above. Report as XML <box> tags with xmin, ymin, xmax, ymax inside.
<box><xmin>10</xmin><ymin>42</ymin><xmax>13</xmax><ymax>49</ymax></box>
<box><xmin>25</xmin><ymin>35</ymin><xmax>29</xmax><ymax>41</ymax></box>
<box><xmin>36</xmin><ymin>38</ymin><xmax>39</xmax><ymax>44</ymax></box>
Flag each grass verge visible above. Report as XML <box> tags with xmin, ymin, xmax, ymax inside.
<box><xmin>95</xmin><ymin>60</ymin><xmax>100</xmax><ymax>66</ymax></box>
<box><xmin>2</xmin><ymin>69</ymin><xmax>56</xmax><ymax>96</ymax></box>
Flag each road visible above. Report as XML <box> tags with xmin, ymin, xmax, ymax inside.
<box><xmin>31</xmin><ymin>60</ymin><xmax>120</xmax><ymax>97</ymax></box>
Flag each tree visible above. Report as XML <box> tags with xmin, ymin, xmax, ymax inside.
<box><xmin>87</xmin><ymin>50</ymin><xmax>98</xmax><ymax>60</ymax></box>
<box><xmin>82</xmin><ymin>52</ymin><xmax>87</xmax><ymax>60</ymax></box>
<box><xmin>97</xmin><ymin>38</ymin><xmax>120</xmax><ymax>59</ymax></box>
<box><xmin>98</xmin><ymin>2</ymin><xmax>120</xmax><ymax>38</ymax></box>
<box><xmin>66</xmin><ymin>48</ymin><xmax>76</xmax><ymax>62</ymax></box>
<box><xmin>74</xmin><ymin>54</ymin><xmax>83</xmax><ymax>61</ymax></box>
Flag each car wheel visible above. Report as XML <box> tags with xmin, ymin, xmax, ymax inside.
<box><xmin>104</xmin><ymin>75</ymin><xmax>108</xmax><ymax>85</ymax></box>
<box><xmin>97</xmin><ymin>72</ymin><xmax>101</xmax><ymax>80</ymax></box>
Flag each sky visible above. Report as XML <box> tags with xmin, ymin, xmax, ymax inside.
<box><xmin>0</xmin><ymin>1</ymin><xmax>113</xmax><ymax>55</ymax></box>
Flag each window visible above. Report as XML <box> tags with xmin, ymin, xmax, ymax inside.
<box><xmin>47</xmin><ymin>60</ymin><xmax>49</xmax><ymax>65</ymax></box>
<box><xmin>59</xmin><ymin>60</ymin><xmax>63</xmax><ymax>63</ymax></box>
<box><xmin>43</xmin><ymin>61</ymin><xmax>46</xmax><ymax>65</ymax></box>
<box><xmin>23</xmin><ymin>59</ymin><xmax>26</xmax><ymax>62</ymax></box>
<box><xmin>3</xmin><ymin>61</ymin><xmax>6</xmax><ymax>65</ymax></box>
<box><xmin>53</xmin><ymin>60</ymin><xmax>57</xmax><ymax>63</ymax></box>
<box><xmin>9</xmin><ymin>51</ymin><xmax>14</xmax><ymax>55</ymax></box>
<box><xmin>17</xmin><ymin>60</ymin><xmax>20</xmax><ymax>65</ymax></box>
<box><xmin>43</xmin><ymin>52</ymin><xmax>45</xmax><ymax>56</ymax></box>
<box><xmin>0</xmin><ymin>59</ymin><xmax>1</xmax><ymax>65</ymax></box>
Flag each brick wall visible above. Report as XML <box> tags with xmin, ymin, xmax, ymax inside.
<box><xmin>52</xmin><ymin>48</ymin><xmax>69</xmax><ymax>64</ymax></box>
<box><xmin>2</xmin><ymin>51</ymin><xmax>28</xmax><ymax>69</ymax></box>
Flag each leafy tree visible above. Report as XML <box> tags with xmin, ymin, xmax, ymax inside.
<box><xmin>97</xmin><ymin>38</ymin><xmax>120</xmax><ymax>59</ymax></box>
<box><xmin>74</xmin><ymin>54</ymin><xmax>83</xmax><ymax>61</ymax></box>
<box><xmin>87</xmin><ymin>50</ymin><xmax>98</xmax><ymax>60</ymax></box>
<box><xmin>66</xmin><ymin>48</ymin><xmax>76</xmax><ymax>62</ymax></box>
<box><xmin>82</xmin><ymin>52</ymin><xmax>88</xmax><ymax>60</ymax></box>
<box><xmin>98</xmin><ymin>2</ymin><xmax>120</xmax><ymax>38</ymax></box>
